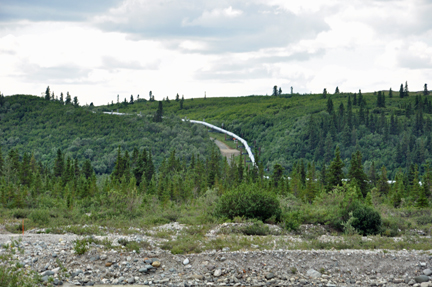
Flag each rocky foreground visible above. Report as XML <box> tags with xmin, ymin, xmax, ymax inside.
<box><xmin>1</xmin><ymin>225</ymin><xmax>432</xmax><ymax>287</ymax></box>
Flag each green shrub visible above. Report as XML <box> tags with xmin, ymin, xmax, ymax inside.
<box><xmin>28</xmin><ymin>209</ymin><xmax>50</xmax><ymax>225</ymax></box>
<box><xmin>416</xmin><ymin>215</ymin><xmax>432</xmax><ymax>226</ymax></box>
<box><xmin>282</xmin><ymin>211</ymin><xmax>302</xmax><ymax>231</ymax></box>
<box><xmin>11</xmin><ymin>209</ymin><xmax>30</xmax><ymax>219</ymax></box>
<box><xmin>241</xmin><ymin>220</ymin><xmax>270</xmax><ymax>236</ymax></box>
<box><xmin>215</xmin><ymin>184</ymin><xmax>281</xmax><ymax>222</ymax></box>
<box><xmin>349</xmin><ymin>203</ymin><xmax>382</xmax><ymax>235</ymax></box>
<box><xmin>72</xmin><ymin>238</ymin><xmax>89</xmax><ymax>255</ymax></box>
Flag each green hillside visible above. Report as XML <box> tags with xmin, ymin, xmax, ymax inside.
<box><xmin>104</xmin><ymin>89</ymin><xmax>432</xmax><ymax>178</ymax></box>
<box><xmin>0</xmin><ymin>94</ymin><xmax>213</xmax><ymax>174</ymax></box>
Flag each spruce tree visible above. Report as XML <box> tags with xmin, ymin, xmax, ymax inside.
<box><xmin>424</xmin><ymin>83</ymin><xmax>429</xmax><ymax>96</ymax></box>
<box><xmin>322</xmin><ymin>88</ymin><xmax>327</xmax><ymax>99</ymax></box>
<box><xmin>348</xmin><ymin>150</ymin><xmax>368</xmax><ymax>197</ymax></box>
<box><xmin>53</xmin><ymin>149</ymin><xmax>64</xmax><ymax>177</ymax></box>
<box><xmin>327</xmin><ymin>146</ymin><xmax>344</xmax><ymax>190</ymax></box>
<box><xmin>326</xmin><ymin>97</ymin><xmax>333</xmax><ymax>114</ymax></box>
<box><xmin>45</xmin><ymin>86</ymin><xmax>51</xmax><ymax>100</ymax></box>
<box><xmin>389</xmin><ymin>88</ymin><xmax>393</xmax><ymax>98</ymax></box>
<box><xmin>0</xmin><ymin>146</ymin><xmax>3</xmax><ymax>176</ymax></box>
<box><xmin>399</xmin><ymin>84</ymin><xmax>404</xmax><ymax>98</ymax></box>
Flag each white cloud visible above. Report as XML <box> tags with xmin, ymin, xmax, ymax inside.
<box><xmin>1</xmin><ymin>0</ymin><xmax>432</xmax><ymax>105</ymax></box>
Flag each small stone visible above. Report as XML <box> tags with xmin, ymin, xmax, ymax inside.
<box><xmin>139</xmin><ymin>267</ymin><xmax>148</xmax><ymax>273</ymax></box>
<box><xmin>41</xmin><ymin>275</ymin><xmax>49</xmax><ymax>282</ymax></box>
<box><xmin>105</xmin><ymin>262</ymin><xmax>112</xmax><ymax>267</ymax></box>
<box><xmin>265</xmin><ymin>273</ymin><xmax>275</xmax><ymax>280</ymax></box>
<box><xmin>127</xmin><ymin>277</ymin><xmax>135</xmax><ymax>284</ymax></box>
<box><xmin>307</xmin><ymin>269</ymin><xmax>321</xmax><ymax>279</ymax></box>
<box><xmin>409</xmin><ymin>279</ymin><xmax>416</xmax><ymax>285</ymax></box>
<box><xmin>52</xmin><ymin>267</ymin><xmax>60</xmax><ymax>274</ymax></box>
<box><xmin>192</xmin><ymin>274</ymin><xmax>205</xmax><ymax>280</ymax></box>
<box><xmin>214</xmin><ymin>269</ymin><xmax>222</xmax><ymax>277</ymax></box>
<box><xmin>118</xmin><ymin>276</ymin><xmax>125</xmax><ymax>282</ymax></box>
<box><xmin>152</xmin><ymin>261</ymin><xmax>161</xmax><ymax>268</ymax></box>
<box><xmin>100</xmin><ymin>255</ymin><xmax>107</xmax><ymax>260</ymax></box>
<box><xmin>421</xmin><ymin>283</ymin><xmax>431</xmax><ymax>287</ymax></box>
<box><xmin>183</xmin><ymin>258</ymin><xmax>190</xmax><ymax>265</ymax></box>
<box><xmin>52</xmin><ymin>253</ymin><xmax>57</xmax><ymax>258</ymax></box>
<box><xmin>424</xmin><ymin>269</ymin><xmax>432</xmax><ymax>276</ymax></box>
<box><xmin>222</xmin><ymin>247</ymin><xmax>230</xmax><ymax>252</ymax></box>
<box><xmin>169</xmin><ymin>268</ymin><xmax>176</xmax><ymax>273</ymax></box>
<box><xmin>415</xmin><ymin>276</ymin><xmax>430</xmax><ymax>283</ymax></box>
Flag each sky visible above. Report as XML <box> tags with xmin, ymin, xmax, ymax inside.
<box><xmin>1</xmin><ymin>0</ymin><xmax>432</xmax><ymax>105</ymax></box>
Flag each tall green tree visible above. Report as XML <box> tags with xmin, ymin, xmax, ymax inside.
<box><xmin>327</xmin><ymin>146</ymin><xmax>344</xmax><ymax>190</ymax></box>
<box><xmin>154</xmin><ymin>101</ymin><xmax>163</xmax><ymax>122</ymax></box>
<box><xmin>45</xmin><ymin>86</ymin><xmax>51</xmax><ymax>101</ymax></box>
<box><xmin>348</xmin><ymin>150</ymin><xmax>368</xmax><ymax>197</ymax></box>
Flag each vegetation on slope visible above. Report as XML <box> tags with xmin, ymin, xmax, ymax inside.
<box><xmin>106</xmin><ymin>86</ymin><xmax>432</xmax><ymax>179</ymax></box>
<box><xmin>0</xmin><ymin>94</ymin><xmax>213</xmax><ymax>174</ymax></box>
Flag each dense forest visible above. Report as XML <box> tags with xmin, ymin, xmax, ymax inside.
<box><xmin>0</xmin><ymin>87</ymin><xmax>431</xmax><ymax>238</ymax></box>
<box><xmin>109</xmin><ymin>84</ymin><xmax>432</xmax><ymax>179</ymax></box>
<box><xmin>0</xmin><ymin>94</ymin><xmax>213</xmax><ymax>174</ymax></box>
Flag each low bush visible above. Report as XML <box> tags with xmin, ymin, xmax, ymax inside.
<box><xmin>345</xmin><ymin>202</ymin><xmax>382</xmax><ymax>236</ymax></box>
<box><xmin>28</xmin><ymin>209</ymin><xmax>50</xmax><ymax>225</ymax></box>
<box><xmin>215</xmin><ymin>184</ymin><xmax>281</xmax><ymax>222</ymax></box>
<box><xmin>241</xmin><ymin>220</ymin><xmax>270</xmax><ymax>236</ymax></box>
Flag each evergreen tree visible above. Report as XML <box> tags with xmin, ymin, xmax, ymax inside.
<box><xmin>45</xmin><ymin>86</ymin><xmax>51</xmax><ymax>101</ymax></box>
<box><xmin>322</xmin><ymin>88</ymin><xmax>327</xmax><ymax>99</ymax></box>
<box><xmin>327</xmin><ymin>146</ymin><xmax>344</xmax><ymax>190</ymax></box>
<box><xmin>326</xmin><ymin>97</ymin><xmax>333</xmax><ymax>114</ymax></box>
<box><xmin>272</xmin><ymin>163</ymin><xmax>284</xmax><ymax>188</ymax></box>
<box><xmin>82</xmin><ymin>159</ymin><xmax>94</xmax><ymax>179</ymax></box>
<box><xmin>353</xmin><ymin>93</ymin><xmax>357</xmax><ymax>105</ymax></box>
<box><xmin>424</xmin><ymin>83</ymin><xmax>429</xmax><ymax>96</ymax></box>
<box><xmin>404</xmin><ymin>81</ymin><xmax>409</xmax><ymax>97</ymax></box>
<box><xmin>0</xmin><ymin>147</ymin><xmax>3</xmax><ymax>176</ymax></box>
<box><xmin>73</xmin><ymin>96</ymin><xmax>79</xmax><ymax>106</ymax></box>
<box><xmin>273</xmin><ymin>85</ymin><xmax>278</xmax><ymax>96</ymax></box>
<box><xmin>348</xmin><ymin>150</ymin><xmax>368</xmax><ymax>197</ymax></box>
<box><xmin>278</xmin><ymin>87</ymin><xmax>282</xmax><ymax>95</ymax></box>
<box><xmin>305</xmin><ymin>162</ymin><xmax>317</xmax><ymax>202</ymax></box>
<box><xmin>53</xmin><ymin>149</ymin><xmax>64</xmax><ymax>177</ymax></box>
<box><xmin>65</xmin><ymin>92</ymin><xmax>72</xmax><ymax>104</ymax></box>
<box><xmin>335</xmin><ymin>86</ymin><xmax>340</xmax><ymax>94</ymax></box>
<box><xmin>130</xmin><ymin>95</ymin><xmax>134</xmax><ymax>104</ymax></box>
<box><xmin>376</xmin><ymin>166</ymin><xmax>390</xmax><ymax>196</ymax></box>
<box><xmin>154</xmin><ymin>101</ymin><xmax>163</xmax><ymax>122</ymax></box>
<box><xmin>176</xmin><ymin>93</ymin><xmax>180</xmax><ymax>101</ymax></box>
<box><xmin>323</xmin><ymin>132</ymin><xmax>334</xmax><ymax>163</ymax></box>
<box><xmin>399</xmin><ymin>84</ymin><xmax>404</xmax><ymax>98</ymax></box>
<box><xmin>389</xmin><ymin>88</ymin><xmax>393</xmax><ymax>98</ymax></box>
<box><xmin>59</xmin><ymin>92</ymin><xmax>64</xmax><ymax>104</ymax></box>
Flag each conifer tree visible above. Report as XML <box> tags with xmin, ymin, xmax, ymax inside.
<box><xmin>327</xmin><ymin>146</ymin><xmax>344</xmax><ymax>190</ymax></box>
<box><xmin>322</xmin><ymin>88</ymin><xmax>327</xmax><ymax>99</ymax></box>
<box><xmin>399</xmin><ymin>84</ymin><xmax>404</xmax><ymax>98</ymax></box>
<box><xmin>0</xmin><ymin>146</ymin><xmax>3</xmax><ymax>176</ymax></box>
<box><xmin>45</xmin><ymin>86</ymin><xmax>51</xmax><ymax>100</ymax></box>
<box><xmin>326</xmin><ymin>98</ymin><xmax>333</xmax><ymax>114</ymax></box>
<box><xmin>53</xmin><ymin>149</ymin><xmax>64</xmax><ymax>177</ymax></box>
<box><xmin>376</xmin><ymin>166</ymin><xmax>390</xmax><ymax>195</ymax></box>
<box><xmin>272</xmin><ymin>163</ymin><xmax>284</xmax><ymax>188</ymax></box>
<box><xmin>348</xmin><ymin>150</ymin><xmax>368</xmax><ymax>197</ymax></box>
<box><xmin>154</xmin><ymin>101</ymin><xmax>163</xmax><ymax>122</ymax></box>
<box><xmin>424</xmin><ymin>83</ymin><xmax>429</xmax><ymax>96</ymax></box>
<box><xmin>389</xmin><ymin>88</ymin><xmax>393</xmax><ymax>98</ymax></box>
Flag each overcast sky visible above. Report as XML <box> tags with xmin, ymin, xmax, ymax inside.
<box><xmin>1</xmin><ymin>0</ymin><xmax>432</xmax><ymax>105</ymax></box>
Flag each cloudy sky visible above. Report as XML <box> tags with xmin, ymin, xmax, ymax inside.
<box><xmin>1</xmin><ymin>0</ymin><xmax>432</xmax><ymax>105</ymax></box>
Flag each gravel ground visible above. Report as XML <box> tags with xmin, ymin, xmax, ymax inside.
<box><xmin>1</xmin><ymin>224</ymin><xmax>432</xmax><ymax>286</ymax></box>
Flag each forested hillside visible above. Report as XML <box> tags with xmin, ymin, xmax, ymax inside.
<box><xmin>0</xmin><ymin>94</ymin><xmax>213</xmax><ymax>174</ymax></box>
<box><xmin>108</xmin><ymin>86</ymin><xmax>432</xmax><ymax>178</ymax></box>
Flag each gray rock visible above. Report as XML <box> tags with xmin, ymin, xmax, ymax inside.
<box><xmin>415</xmin><ymin>275</ymin><xmax>430</xmax><ymax>283</ymax></box>
<box><xmin>118</xmin><ymin>276</ymin><xmax>125</xmax><ymax>282</ymax></box>
<box><xmin>326</xmin><ymin>284</ymin><xmax>337</xmax><ymax>287</ymax></box>
<box><xmin>32</xmin><ymin>257</ymin><xmax>38</xmax><ymax>263</ymax></box>
<box><xmin>139</xmin><ymin>267</ymin><xmax>148</xmax><ymax>273</ymax></box>
<box><xmin>307</xmin><ymin>269</ymin><xmax>322</xmax><ymax>279</ymax></box>
<box><xmin>222</xmin><ymin>247</ymin><xmax>230</xmax><ymax>252</ymax></box>
<box><xmin>41</xmin><ymin>275</ymin><xmax>49</xmax><ymax>282</ymax></box>
<box><xmin>42</xmin><ymin>270</ymin><xmax>55</xmax><ymax>276</ymax></box>
<box><xmin>52</xmin><ymin>253</ymin><xmax>57</xmax><ymax>258</ymax></box>
<box><xmin>423</xmin><ymin>269</ymin><xmax>432</xmax><ymax>276</ymax></box>
<box><xmin>408</xmin><ymin>279</ymin><xmax>416</xmax><ymax>285</ymax></box>
<box><xmin>127</xmin><ymin>277</ymin><xmax>135</xmax><ymax>284</ymax></box>
<box><xmin>183</xmin><ymin>258</ymin><xmax>190</xmax><ymax>265</ymax></box>
<box><xmin>265</xmin><ymin>273</ymin><xmax>275</xmax><ymax>280</ymax></box>
<box><xmin>214</xmin><ymin>269</ymin><xmax>222</xmax><ymax>277</ymax></box>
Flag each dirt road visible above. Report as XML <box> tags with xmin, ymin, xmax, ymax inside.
<box><xmin>211</xmin><ymin>138</ymin><xmax>240</xmax><ymax>162</ymax></box>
